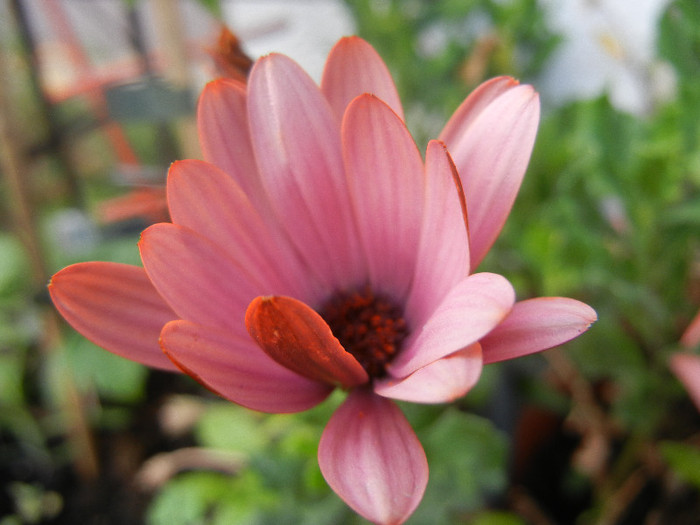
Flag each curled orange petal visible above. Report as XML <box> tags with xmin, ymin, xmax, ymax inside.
<box><xmin>245</xmin><ymin>295</ymin><xmax>369</xmax><ymax>389</ymax></box>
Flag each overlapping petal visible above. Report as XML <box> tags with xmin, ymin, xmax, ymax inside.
<box><xmin>138</xmin><ymin>223</ymin><xmax>265</xmax><ymax>332</ymax></box>
<box><xmin>681</xmin><ymin>309</ymin><xmax>700</xmax><ymax>348</ymax></box>
<box><xmin>49</xmin><ymin>262</ymin><xmax>178</xmax><ymax>371</ymax></box>
<box><xmin>390</xmin><ymin>273</ymin><xmax>515</xmax><ymax>377</ymax></box>
<box><xmin>440</xmin><ymin>80</ymin><xmax>540</xmax><ymax>269</ymax></box>
<box><xmin>404</xmin><ymin>140</ymin><xmax>470</xmax><ymax>327</ymax></box>
<box><xmin>197</xmin><ymin>78</ymin><xmax>269</xmax><ymax>210</ymax></box>
<box><xmin>321</xmin><ymin>36</ymin><xmax>404</xmax><ymax>121</ymax></box>
<box><xmin>161</xmin><ymin>320</ymin><xmax>332</xmax><ymax>413</ymax></box>
<box><xmin>246</xmin><ymin>295</ymin><xmax>368</xmax><ymax>388</ymax></box>
<box><xmin>342</xmin><ymin>94</ymin><xmax>424</xmax><ymax>300</ymax></box>
<box><xmin>670</xmin><ymin>353</ymin><xmax>700</xmax><ymax>412</ymax></box>
<box><xmin>319</xmin><ymin>388</ymin><xmax>428</xmax><ymax>525</ymax></box>
<box><xmin>167</xmin><ymin>159</ymin><xmax>319</xmax><ymax>302</ymax></box>
<box><xmin>440</xmin><ymin>76</ymin><xmax>519</xmax><ymax>142</ymax></box>
<box><xmin>480</xmin><ymin>297</ymin><xmax>597</xmax><ymax>364</ymax></box>
<box><xmin>375</xmin><ymin>343</ymin><xmax>482</xmax><ymax>404</ymax></box>
<box><xmin>247</xmin><ymin>53</ymin><xmax>365</xmax><ymax>290</ymax></box>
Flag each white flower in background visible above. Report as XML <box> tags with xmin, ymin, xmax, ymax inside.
<box><xmin>222</xmin><ymin>0</ymin><xmax>354</xmax><ymax>82</ymax></box>
<box><xmin>538</xmin><ymin>0</ymin><xmax>676</xmax><ymax>115</ymax></box>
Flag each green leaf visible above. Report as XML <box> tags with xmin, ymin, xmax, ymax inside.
<box><xmin>0</xmin><ymin>349</ymin><xmax>26</xmax><ymax>406</ymax></box>
<box><xmin>471</xmin><ymin>510</ymin><xmax>527</xmax><ymax>525</ymax></box>
<box><xmin>195</xmin><ymin>403</ymin><xmax>270</xmax><ymax>455</ymax></box>
<box><xmin>146</xmin><ymin>470</ymin><xmax>275</xmax><ymax>525</ymax></box>
<box><xmin>59</xmin><ymin>332</ymin><xmax>147</xmax><ymax>406</ymax></box>
<box><xmin>412</xmin><ymin>409</ymin><xmax>509</xmax><ymax>523</ymax></box>
<box><xmin>0</xmin><ymin>234</ymin><xmax>30</xmax><ymax>295</ymax></box>
<box><xmin>659</xmin><ymin>0</ymin><xmax>700</xmax><ymax>79</ymax></box>
<box><xmin>660</xmin><ymin>441</ymin><xmax>700</xmax><ymax>489</ymax></box>
<box><xmin>194</xmin><ymin>0</ymin><xmax>221</xmax><ymax>17</ymax></box>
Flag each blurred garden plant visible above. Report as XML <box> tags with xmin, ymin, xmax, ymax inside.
<box><xmin>48</xmin><ymin>36</ymin><xmax>594</xmax><ymax>523</ymax></box>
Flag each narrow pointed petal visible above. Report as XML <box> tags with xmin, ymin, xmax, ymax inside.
<box><xmin>390</xmin><ymin>273</ymin><xmax>515</xmax><ymax>377</ymax></box>
<box><xmin>49</xmin><ymin>262</ymin><xmax>179</xmax><ymax>371</ymax></box>
<box><xmin>247</xmin><ymin>53</ymin><xmax>365</xmax><ymax>290</ymax></box>
<box><xmin>440</xmin><ymin>82</ymin><xmax>540</xmax><ymax>269</ymax></box>
<box><xmin>167</xmin><ymin>159</ymin><xmax>318</xmax><ymax>301</ymax></box>
<box><xmin>161</xmin><ymin>320</ymin><xmax>332</xmax><ymax>413</ymax></box>
<box><xmin>319</xmin><ymin>388</ymin><xmax>428</xmax><ymax>525</ymax></box>
<box><xmin>404</xmin><ymin>140</ymin><xmax>470</xmax><ymax>327</ymax></box>
<box><xmin>138</xmin><ymin>223</ymin><xmax>264</xmax><ymax>332</ymax></box>
<box><xmin>375</xmin><ymin>343</ymin><xmax>482</xmax><ymax>404</ymax></box>
<box><xmin>321</xmin><ymin>36</ymin><xmax>404</xmax><ymax>121</ymax></box>
<box><xmin>343</xmin><ymin>94</ymin><xmax>424</xmax><ymax>299</ymax></box>
<box><xmin>681</xmin><ymin>310</ymin><xmax>700</xmax><ymax>348</ymax></box>
<box><xmin>246</xmin><ymin>296</ymin><xmax>368</xmax><ymax>388</ymax></box>
<box><xmin>197</xmin><ymin>79</ymin><xmax>269</xmax><ymax>210</ymax></box>
<box><xmin>670</xmin><ymin>353</ymin><xmax>700</xmax><ymax>412</ymax></box>
<box><xmin>480</xmin><ymin>297</ymin><xmax>597</xmax><ymax>364</ymax></box>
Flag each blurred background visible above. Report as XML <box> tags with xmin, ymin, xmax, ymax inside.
<box><xmin>1</xmin><ymin>0</ymin><xmax>700</xmax><ymax>523</ymax></box>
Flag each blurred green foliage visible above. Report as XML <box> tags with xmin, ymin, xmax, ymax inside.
<box><xmin>345</xmin><ymin>0</ymin><xmax>559</xmax><ymax>144</ymax></box>
<box><xmin>3</xmin><ymin>0</ymin><xmax>700</xmax><ymax>523</ymax></box>
<box><xmin>660</xmin><ymin>441</ymin><xmax>700</xmax><ymax>489</ymax></box>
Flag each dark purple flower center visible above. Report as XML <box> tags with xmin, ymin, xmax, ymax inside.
<box><xmin>319</xmin><ymin>286</ymin><xmax>408</xmax><ymax>379</ymax></box>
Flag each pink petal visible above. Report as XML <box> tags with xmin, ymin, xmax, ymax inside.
<box><xmin>321</xmin><ymin>36</ymin><xmax>404</xmax><ymax>121</ymax></box>
<box><xmin>166</xmin><ymin>159</ymin><xmax>320</xmax><ymax>302</ymax></box>
<box><xmin>245</xmin><ymin>295</ymin><xmax>368</xmax><ymax>388</ymax></box>
<box><xmin>138</xmin><ymin>223</ymin><xmax>264</xmax><ymax>333</ymax></box>
<box><xmin>247</xmin><ymin>53</ymin><xmax>365</xmax><ymax>290</ymax></box>
<box><xmin>389</xmin><ymin>273</ymin><xmax>515</xmax><ymax>377</ymax></box>
<box><xmin>480</xmin><ymin>297</ymin><xmax>597</xmax><ymax>364</ymax></box>
<box><xmin>196</xmin><ymin>79</ymin><xmax>269</xmax><ymax>211</ymax></box>
<box><xmin>404</xmin><ymin>140</ymin><xmax>470</xmax><ymax>327</ymax></box>
<box><xmin>319</xmin><ymin>388</ymin><xmax>428</xmax><ymax>524</ymax></box>
<box><xmin>342</xmin><ymin>94</ymin><xmax>424</xmax><ymax>300</ymax></box>
<box><xmin>49</xmin><ymin>262</ymin><xmax>179</xmax><ymax>371</ymax></box>
<box><xmin>375</xmin><ymin>343</ymin><xmax>482</xmax><ymax>404</ymax></box>
<box><xmin>161</xmin><ymin>320</ymin><xmax>332</xmax><ymax>413</ymax></box>
<box><xmin>681</xmin><ymin>310</ymin><xmax>700</xmax><ymax>348</ymax></box>
<box><xmin>670</xmin><ymin>353</ymin><xmax>700</xmax><ymax>412</ymax></box>
<box><xmin>440</xmin><ymin>80</ymin><xmax>540</xmax><ymax>269</ymax></box>
<box><xmin>439</xmin><ymin>77</ymin><xmax>519</xmax><ymax>142</ymax></box>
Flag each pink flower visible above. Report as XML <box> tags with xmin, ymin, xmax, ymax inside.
<box><xmin>670</xmin><ymin>353</ymin><xmax>700</xmax><ymax>412</ymax></box>
<box><xmin>671</xmin><ymin>310</ymin><xmax>700</xmax><ymax>412</ymax></box>
<box><xmin>49</xmin><ymin>37</ymin><xmax>596</xmax><ymax>524</ymax></box>
<box><xmin>680</xmin><ymin>309</ymin><xmax>700</xmax><ymax>349</ymax></box>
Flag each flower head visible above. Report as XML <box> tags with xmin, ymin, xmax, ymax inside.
<box><xmin>49</xmin><ymin>37</ymin><xmax>596</xmax><ymax>524</ymax></box>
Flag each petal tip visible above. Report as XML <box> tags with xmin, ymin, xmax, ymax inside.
<box><xmin>319</xmin><ymin>390</ymin><xmax>428</xmax><ymax>524</ymax></box>
<box><xmin>480</xmin><ymin>297</ymin><xmax>597</xmax><ymax>365</ymax></box>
